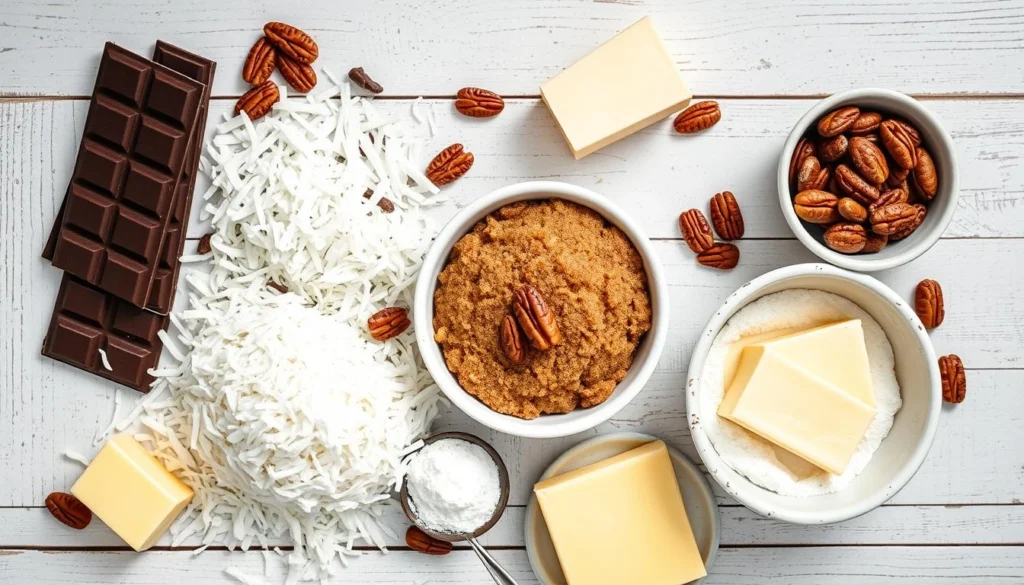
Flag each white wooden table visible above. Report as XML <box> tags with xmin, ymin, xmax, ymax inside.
<box><xmin>2</xmin><ymin>1</ymin><xmax>1023</xmax><ymax>583</ymax></box>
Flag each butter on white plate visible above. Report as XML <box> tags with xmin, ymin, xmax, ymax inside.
<box><xmin>540</xmin><ymin>16</ymin><xmax>692</xmax><ymax>159</ymax></box>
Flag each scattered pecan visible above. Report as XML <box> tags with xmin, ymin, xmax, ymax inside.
<box><xmin>697</xmin><ymin>243</ymin><xmax>740</xmax><ymax>269</ymax></box>
<box><xmin>939</xmin><ymin>354</ymin><xmax>966</xmax><ymax>404</ymax></box>
<box><xmin>870</xmin><ymin>202</ymin><xmax>920</xmax><ymax>236</ymax></box>
<box><xmin>912</xmin><ymin>147</ymin><xmax>939</xmax><ymax>200</ymax></box>
<box><xmin>673</xmin><ymin>101</ymin><xmax>721</xmax><ymax>134</ymax></box>
<box><xmin>824</xmin><ymin>223</ymin><xmax>867</xmax><ymax>254</ymax></box>
<box><xmin>879</xmin><ymin>120</ymin><xmax>917</xmax><ymax>171</ymax></box>
<box><xmin>349</xmin><ymin>67</ymin><xmax>384</xmax><ymax>94</ymax></box>
<box><xmin>362</xmin><ymin>189</ymin><xmax>395</xmax><ymax>213</ymax></box>
<box><xmin>45</xmin><ymin>492</ymin><xmax>91</xmax><ymax>530</ymax></box>
<box><xmin>849</xmin><ymin>136</ymin><xmax>889</xmax><ymax>184</ymax></box>
<box><xmin>264</xmin><ymin>22</ymin><xmax>318</xmax><ymax>64</ymax></box>
<box><xmin>796</xmin><ymin>155</ymin><xmax>822</xmax><ymax>192</ymax></box>
<box><xmin>426</xmin><ymin>144</ymin><xmax>474</xmax><ymax>186</ymax></box>
<box><xmin>789</xmin><ymin>138</ymin><xmax>817</xmax><ymax>190</ymax></box>
<box><xmin>455</xmin><ymin>87</ymin><xmax>504</xmax><ymax>118</ymax></box>
<box><xmin>513</xmin><ymin>285</ymin><xmax>561</xmax><ymax>350</ymax></box>
<box><xmin>818</xmin><ymin>134</ymin><xmax>848</xmax><ymax>163</ymax></box>
<box><xmin>368</xmin><ymin>307</ymin><xmax>411</xmax><ymax>341</ymax></box>
<box><xmin>242</xmin><ymin>37</ymin><xmax>277</xmax><ymax>85</ymax></box>
<box><xmin>915</xmin><ymin>279</ymin><xmax>945</xmax><ymax>329</ymax></box>
<box><xmin>793</xmin><ymin>190</ymin><xmax>840</xmax><ymax>224</ymax></box>
<box><xmin>500</xmin><ymin>314</ymin><xmax>525</xmax><ymax>364</ymax></box>
<box><xmin>678</xmin><ymin>209</ymin><xmax>714</xmax><ymax>253</ymax></box>
<box><xmin>406</xmin><ymin>526</ymin><xmax>453</xmax><ymax>555</ymax></box>
<box><xmin>890</xmin><ymin>204</ymin><xmax>927</xmax><ymax>240</ymax></box>
<box><xmin>850</xmin><ymin>111</ymin><xmax>882</xmax><ymax>135</ymax></box>
<box><xmin>837</xmin><ymin>197</ymin><xmax>868</xmax><ymax>223</ymax></box>
<box><xmin>197</xmin><ymin>233</ymin><xmax>213</xmax><ymax>255</ymax></box>
<box><xmin>235</xmin><ymin>80</ymin><xmax>280</xmax><ymax>121</ymax></box>
<box><xmin>709</xmin><ymin>191</ymin><xmax>744</xmax><ymax>240</ymax></box>
<box><xmin>834</xmin><ymin>164</ymin><xmax>880</xmax><ymax>205</ymax></box>
<box><xmin>817</xmin><ymin>106</ymin><xmax>860</xmax><ymax>137</ymax></box>
<box><xmin>268</xmin><ymin>280</ymin><xmax>288</xmax><ymax>293</ymax></box>
<box><xmin>278</xmin><ymin>54</ymin><xmax>317</xmax><ymax>93</ymax></box>
<box><xmin>863</xmin><ymin>232</ymin><xmax>888</xmax><ymax>253</ymax></box>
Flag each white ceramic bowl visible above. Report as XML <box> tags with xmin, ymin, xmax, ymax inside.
<box><xmin>413</xmin><ymin>181</ymin><xmax>668</xmax><ymax>439</ymax></box>
<box><xmin>685</xmin><ymin>263</ymin><xmax>941</xmax><ymax>524</ymax></box>
<box><xmin>778</xmin><ymin>88</ymin><xmax>959</xmax><ymax>272</ymax></box>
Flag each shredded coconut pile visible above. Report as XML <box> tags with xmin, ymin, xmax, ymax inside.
<box><xmin>116</xmin><ymin>74</ymin><xmax>444</xmax><ymax>583</ymax></box>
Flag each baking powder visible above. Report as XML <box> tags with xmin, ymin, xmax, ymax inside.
<box><xmin>406</xmin><ymin>438</ymin><xmax>501</xmax><ymax>534</ymax></box>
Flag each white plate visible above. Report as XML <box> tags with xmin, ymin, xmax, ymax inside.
<box><xmin>524</xmin><ymin>432</ymin><xmax>721</xmax><ymax>585</ymax></box>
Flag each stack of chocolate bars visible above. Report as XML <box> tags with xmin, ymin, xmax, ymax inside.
<box><xmin>40</xmin><ymin>42</ymin><xmax>215</xmax><ymax>392</ymax></box>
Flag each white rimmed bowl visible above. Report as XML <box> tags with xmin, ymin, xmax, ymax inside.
<box><xmin>685</xmin><ymin>263</ymin><xmax>941</xmax><ymax>524</ymax></box>
<box><xmin>778</xmin><ymin>88</ymin><xmax>959</xmax><ymax>272</ymax></box>
<box><xmin>413</xmin><ymin>181</ymin><xmax>668</xmax><ymax>439</ymax></box>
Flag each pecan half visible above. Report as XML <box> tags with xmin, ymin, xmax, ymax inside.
<box><xmin>242</xmin><ymin>37</ymin><xmax>277</xmax><ymax>85</ymax></box>
<box><xmin>890</xmin><ymin>204</ymin><xmax>927</xmax><ymax>240</ymax></box>
<box><xmin>349</xmin><ymin>67</ymin><xmax>384</xmax><ymax>94</ymax></box>
<box><xmin>834</xmin><ymin>164</ymin><xmax>880</xmax><ymax>205</ymax></box>
<box><xmin>268</xmin><ymin>280</ymin><xmax>288</xmax><ymax>293</ymax></box>
<box><xmin>368</xmin><ymin>307</ymin><xmax>410</xmax><ymax>341</ymax></box>
<box><xmin>870</xmin><ymin>202</ymin><xmax>919</xmax><ymax>236</ymax></box>
<box><xmin>863</xmin><ymin>232</ymin><xmax>888</xmax><ymax>253</ymax></box>
<box><xmin>673</xmin><ymin>101</ymin><xmax>721</xmax><ymax>134</ymax></box>
<box><xmin>887</xmin><ymin>166</ymin><xmax>911</xmax><ymax>188</ymax></box>
<box><xmin>197</xmin><ymin>233</ymin><xmax>213</xmax><ymax>255</ymax></box>
<box><xmin>912</xmin><ymin>147</ymin><xmax>939</xmax><ymax>200</ymax></box>
<box><xmin>426</xmin><ymin>144</ymin><xmax>474</xmax><ymax>186</ymax></box>
<box><xmin>679</xmin><ymin>209</ymin><xmax>714</xmax><ymax>252</ymax></box>
<box><xmin>455</xmin><ymin>87</ymin><xmax>505</xmax><ymax>118</ymax></box>
<box><xmin>915</xmin><ymin>279</ymin><xmax>945</xmax><ymax>329</ymax></box>
<box><xmin>45</xmin><ymin>492</ymin><xmax>91</xmax><ymax>530</ymax></box>
<box><xmin>500</xmin><ymin>314</ymin><xmax>525</xmax><ymax>364</ymax></box>
<box><xmin>879</xmin><ymin>120</ymin><xmax>918</xmax><ymax>171</ymax></box>
<box><xmin>697</xmin><ymin>243</ymin><xmax>740</xmax><ymax>269</ymax></box>
<box><xmin>817</xmin><ymin>106</ymin><xmax>860</xmax><ymax>137</ymax></box>
<box><xmin>870</xmin><ymin>186</ymin><xmax>909</xmax><ymax>213</ymax></box>
<box><xmin>818</xmin><ymin>134</ymin><xmax>848</xmax><ymax>163</ymax></box>
<box><xmin>824</xmin><ymin>223</ymin><xmax>867</xmax><ymax>254</ymax></box>
<box><xmin>264</xmin><ymin>22</ymin><xmax>318</xmax><ymax>64</ymax></box>
<box><xmin>789</xmin><ymin>138</ymin><xmax>817</xmax><ymax>190</ymax></box>
<box><xmin>406</xmin><ymin>526</ymin><xmax>453</xmax><ymax>556</ymax></box>
<box><xmin>849</xmin><ymin>136</ymin><xmax>889</xmax><ymax>184</ymax></box>
<box><xmin>794</xmin><ymin>189</ymin><xmax>840</xmax><ymax>224</ymax></box>
<box><xmin>939</xmin><ymin>354</ymin><xmax>966</xmax><ymax>404</ymax></box>
<box><xmin>796</xmin><ymin>155</ymin><xmax>822</xmax><ymax>192</ymax></box>
<box><xmin>278</xmin><ymin>54</ymin><xmax>317</xmax><ymax>93</ymax></box>
<box><xmin>850</xmin><ymin>111</ymin><xmax>882</xmax><ymax>135</ymax></box>
<box><xmin>809</xmin><ymin>166</ymin><xmax>831</xmax><ymax>192</ymax></box>
<box><xmin>709</xmin><ymin>191</ymin><xmax>745</xmax><ymax>240</ymax></box>
<box><xmin>893</xmin><ymin>118</ymin><xmax>922</xmax><ymax>146</ymax></box>
<box><xmin>363</xmin><ymin>189</ymin><xmax>395</xmax><ymax>213</ymax></box>
<box><xmin>235</xmin><ymin>80</ymin><xmax>280</xmax><ymax>121</ymax></box>
<box><xmin>837</xmin><ymin>197</ymin><xmax>868</xmax><ymax>222</ymax></box>
<box><xmin>513</xmin><ymin>285</ymin><xmax>561</xmax><ymax>350</ymax></box>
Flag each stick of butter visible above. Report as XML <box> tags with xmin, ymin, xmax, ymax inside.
<box><xmin>71</xmin><ymin>434</ymin><xmax>193</xmax><ymax>551</ymax></box>
<box><xmin>540</xmin><ymin>16</ymin><xmax>692</xmax><ymax>159</ymax></box>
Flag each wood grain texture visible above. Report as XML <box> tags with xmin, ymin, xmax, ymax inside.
<box><xmin>1</xmin><ymin>0</ymin><xmax>1024</xmax><ymax>97</ymax></box>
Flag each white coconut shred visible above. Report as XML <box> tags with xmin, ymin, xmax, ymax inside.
<box><xmin>700</xmin><ymin>289</ymin><xmax>902</xmax><ymax>496</ymax></box>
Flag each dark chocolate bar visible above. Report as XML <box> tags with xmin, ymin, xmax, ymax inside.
<box><xmin>42</xmin><ymin>276</ymin><xmax>169</xmax><ymax>392</ymax></box>
<box><xmin>48</xmin><ymin>43</ymin><xmax>204</xmax><ymax>308</ymax></box>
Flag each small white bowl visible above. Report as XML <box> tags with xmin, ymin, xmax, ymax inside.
<box><xmin>413</xmin><ymin>181</ymin><xmax>668</xmax><ymax>439</ymax></box>
<box><xmin>778</xmin><ymin>88</ymin><xmax>960</xmax><ymax>272</ymax></box>
<box><xmin>685</xmin><ymin>263</ymin><xmax>941</xmax><ymax>524</ymax></box>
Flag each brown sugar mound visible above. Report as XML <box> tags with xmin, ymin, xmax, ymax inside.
<box><xmin>432</xmin><ymin>199</ymin><xmax>653</xmax><ymax>419</ymax></box>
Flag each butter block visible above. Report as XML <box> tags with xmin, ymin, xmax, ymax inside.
<box><xmin>71</xmin><ymin>434</ymin><xmax>193</xmax><ymax>551</ymax></box>
<box><xmin>534</xmin><ymin>441</ymin><xmax>706</xmax><ymax>585</ymax></box>
<box><xmin>540</xmin><ymin>17</ymin><xmax>691</xmax><ymax>159</ymax></box>
<box><xmin>718</xmin><ymin>343</ymin><xmax>876</xmax><ymax>475</ymax></box>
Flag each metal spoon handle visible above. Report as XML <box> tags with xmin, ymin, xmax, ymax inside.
<box><xmin>468</xmin><ymin>537</ymin><xmax>520</xmax><ymax>585</ymax></box>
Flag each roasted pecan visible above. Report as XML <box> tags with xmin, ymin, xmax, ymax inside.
<box><xmin>268</xmin><ymin>280</ymin><xmax>288</xmax><ymax>293</ymax></box>
<box><xmin>912</xmin><ymin>147</ymin><xmax>939</xmax><ymax>200</ymax></box>
<box><xmin>809</xmin><ymin>166</ymin><xmax>831</xmax><ymax>191</ymax></box>
<box><xmin>890</xmin><ymin>204</ymin><xmax>927</xmax><ymax>240</ymax></box>
<box><xmin>818</xmin><ymin>134</ymin><xmax>848</xmax><ymax>163</ymax></box>
<box><xmin>879</xmin><ymin>120</ymin><xmax>917</xmax><ymax>171</ymax></box>
<box><xmin>513</xmin><ymin>285</ymin><xmax>561</xmax><ymax>350</ymax></box>
<box><xmin>789</xmin><ymin>137</ymin><xmax>817</xmax><ymax>190</ymax></box>
<box><xmin>849</xmin><ymin>136</ymin><xmax>889</xmax><ymax>184</ymax></box>
<box><xmin>893</xmin><ymin>118</ymin><xmax>922</xmax><ymax>146</ymax></box>
<box><xmin>887</xmin><ymin>166</ymin><xmax>911</xmax><ymax>188</ymax></box>
<box><xmin>197</xmin><ymin>233</ymin><xmax>213</xmax><ymax>255</ymax></box>
<box><xmin>455</xmin><ymin>87</ymin><xmax>504</xmax><ymax>118</ymax></box>
<box><xmin>870</xmin><ymin>186</ymin><xmax>909</xmax><ymax>213</ymax></box>
<box><xmin>793</xmin><ymin>190</ymin><xmax>840</xmax><ymax>224</ymax></box>
<box><xmin>426</xmin><ymin>144</ymin><xmax>474</xmax><ymax>186</ymax></box>
<box><xmin>45</xmin><ymin>492</ymin><xmax>91</xmax><ymax>530</ymax></box>
<box><xmin>850</xmin><ymin>111</ymin><xmax>882</xmax><ymax>135</ymax></box>
<box><xmin>673</xmin><ymin>101</ymin><xmax>721</xmax><ymax>134</ymax></box>
<box><xmin>500</xmin><ymin>314</ymin><xmax>525</xmax><ymax>364</ymax></box>
<box><xmin>242</xmin><ymin>37</ymin><xmax>277</xmax><ymax>85</ymax></box>
<box><xmin>278</xmin><ymin>54</ymin><xmax>317</xmax><ymax>93</ymax></box>
<box><xmin>817</xmin><ymin>106</ymin><xmax>860</xmax><ymax>137</ymax></box>
<box><xmin>824</xmin><ymin>223</ymin><xmax>867</xmax><ymax>254</ymax></box>
<box><xmin>264</xmin><ymin>22</ymin><xmax>318</xmax><ymax>64</ymax></box>
<box><xmin>834</xmin><ymin>164</ymin><xmax>880</xmax><ymax>205</ymax></box>
<box><xmin>697</xmin><ymin>243</ymin><xmax>740</xmax><ymax>269</ymax></box>
<box><xmin>406</xmin><ymin>526</ymin><xmax>453</xmax><ymax>555</ymax></box>
<box><xmin>235</xmin><ymin>80</ymin><xmax>280</xmax><ymax>121</ymax></box>
<box><xmin>709</xmin><ymin>191</ymin><xmax>745</xmax><ymax>240</ymax></box>
<box><xmin>368</xmin><ymin>307</ymin><xmax>410</xmax><ymax>341</ymax></box>
<box><xmin>837</xmin><ymin>197</ymin><xmax>868</xmax><ymax>223</ymax></box>
<box><xmin>362</xmin><ymin>189</ymin><xmax>394</xmax><ymax>213</ymax></box>
<box><xmin>870</xmin><ymin>202</ymin><xmax>920</xmax><ymax>236</ymax></box>
<box><xmin>939</xmin><ymin>354</ymin><xmax>966</xmax><ymax>404</ymax></box>
<box><xmin>796</xmin><ymin>155</ymin><xmax>822</xmax><ymax>192</ymax></box>
<box><xmin>679</xmin><ymin>209</ymin><xmax>714</xmax><ymax>252</ymax></box>
<box><xmin>915</xmin><ymin>279</ymin><xmax>945</xmax><ymax>329</ymax></box>
<box><xmin>349</xmin><ymin>67</ymin><xmax>384</xmax><ymax>94</ymax></box>
<box><xmin>862</xmin><ymin>232</ymin><xmax>888</xmax><ymax>253</ymax></box>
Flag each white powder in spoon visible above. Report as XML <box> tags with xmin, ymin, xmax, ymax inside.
<box><xmin>406</xmin><ymin>439</ymin><xmax>501</xmax><ymax>534</ymax></box>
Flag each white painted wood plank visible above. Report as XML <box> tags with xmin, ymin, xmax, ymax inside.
<box><xmin>2</xmin><ymin>547</ymin><xmax>1023</xmax><ymax>584</ymax></box>
<box><xmin>2</xmin><ymin>0</ymin><xmax>1024</xmax><ymax>96</ymax></box>
<box><xmin>3</xmin><ymin>504</ymin><xmax>1022</xmax><ymax>548</ymax></box>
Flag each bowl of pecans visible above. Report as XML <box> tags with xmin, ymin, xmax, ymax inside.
<box><xmin>778</xmin><ymin>89</ymin><xmax>959</xmax><ymax>272</ymax></box>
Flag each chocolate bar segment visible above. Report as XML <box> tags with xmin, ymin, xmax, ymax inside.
<box><xmin>42</xmin><ymin>276</ymin><xmax>169</xmax><ymax>392</ymax></box>
<box><xmin>49</xmin><ymin>43</ymin><xmax>203</xmax><ymax>308</ymax></box>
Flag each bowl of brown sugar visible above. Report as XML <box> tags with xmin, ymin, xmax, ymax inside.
<box><xmin>414</xmin><ymin>181</ymin><xmax>668</xmax><ymax>438</ymax></box>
